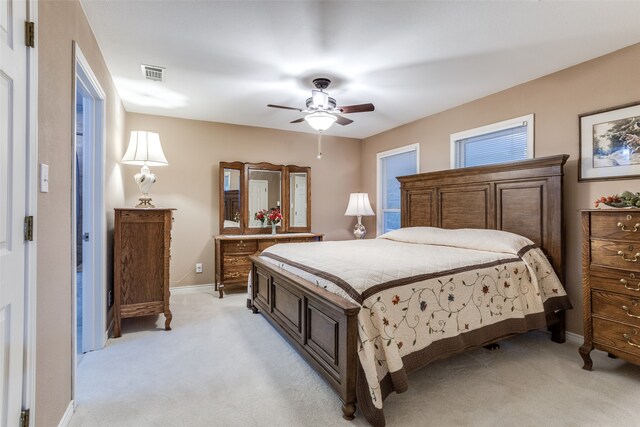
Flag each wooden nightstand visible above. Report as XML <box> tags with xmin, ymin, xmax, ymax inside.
<box><xmin>113</xmin><ymin>208</ymin><xmax>175</xmax><ymax>337</ymax></box>
<box><xmin>580</xmin><ymin>209</ymin><xmax>640</xmax><ymax>369</ymax></box>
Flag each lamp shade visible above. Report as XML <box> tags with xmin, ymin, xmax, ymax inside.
<box><xmin>122</xmin><ymin>131</ymin><xmax>168</xmax><ymax>166</ymax></box>
<box><xmin>304</xmin><ymin>111</ymin><xmax>337</xmax><ymax>132</ymax></box>
<box><xmin>344</xmin><ymin>193</ymin><xmax>375</xmax><ymax>216</ymax></box>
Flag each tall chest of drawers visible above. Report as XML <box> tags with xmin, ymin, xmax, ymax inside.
<box><xmin>580</xmin><ymin>209</ymin><xmax>640</xmax><ymax>369</ymax></box>
<box><xmin>113</xmin><ymin>208</ymin><xmax>174</xmax><ymax>337</ymax></box>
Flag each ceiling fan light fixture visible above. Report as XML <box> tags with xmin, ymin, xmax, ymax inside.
<box><xmin>305</xmin><ymin>111</ymin><xmax>337</xmax><ymax>131</ymax></box>
<box><xmin>311</xmin><ymin>90</ymin><xmax>329</xmax><ymax>109</ymax></box>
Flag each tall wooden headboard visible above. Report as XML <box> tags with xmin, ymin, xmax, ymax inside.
<box><xmin>398</xmin><ymin>155</ymin><xmax>569</xmax><ymax>281</ymax></box>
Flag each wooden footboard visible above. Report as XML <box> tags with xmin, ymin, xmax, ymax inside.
<box><xmin>250</xmin><ymin>255</ymin><xmax>361</xmax><ymax>420</ymax></box>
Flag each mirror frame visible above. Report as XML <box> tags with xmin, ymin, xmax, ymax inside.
<box><xmin>284</xmin><ymin>165</ymin><xmax>311</xmax><ymax>233</ymax></box>
<box><xmin>219</xmin><ymin>161</ymin><xmax>244</xmax><ymax>235</ymax></box>
<box><xmin>243</xmin><ymin>162</ymin><xmax>286</xmax><ymax>235</ymax></box>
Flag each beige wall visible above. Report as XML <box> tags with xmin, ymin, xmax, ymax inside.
<box><xmin>362</xmin><ymin>43</ymin><xmax>640</xmax><ymax>335</ymax></box>
<box><xmin>124</xmin><ymin>113</ymin><xmax>362</xmax><ymax>287</ymax></box>
<box><xmin>37</xmin><ymin>1</ymin><xmax>126</xmax><ymax>425</ymax></box>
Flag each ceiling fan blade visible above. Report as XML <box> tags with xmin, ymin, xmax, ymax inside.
<box><xmin>267</xmin><ymin>104</ymin><xmax>303</xmax><ymax>112</ymax></box>
<box><xmin>290</xmin><ymin>118</ymin><xmax>305</xmax><ymax>124</ymax></box>
<box><xmin>334</xmin><ymin>115</ymin><xmax>354</xmax><ymax>126</ymax></box>
<box><xmin>337</xmin><ymin>103</ymin><xmax>375</xmax><ymax>114</ymax></box>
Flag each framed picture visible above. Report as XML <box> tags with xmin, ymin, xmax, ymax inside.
<box><xmin>579</xmin><ymin>102</ymin><xmax>640</xmax><ymax>181</ymax></box>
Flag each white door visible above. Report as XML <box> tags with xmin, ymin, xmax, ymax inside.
<box><xmin>248</xmin><ymin>180</ymin><xmax>268</xmax><ymax>227</ymax></box>
<box><xmin>0</xmin><ymin>0</ymin><xmax>28</xmax><ymax>425</ymax></box>
<box><xmin>292</xmin><ymin>174</ymin><xmax>307</xmax><ymax>227</ymax></box>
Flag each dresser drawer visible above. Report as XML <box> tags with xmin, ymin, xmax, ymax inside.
<box><xmin>593</xmin><ymin>317</ymin><xmax>640</xmax><ymax>356</ymax></box>
<box><xmin>222</xmin><ymin>240</ymin><xmax>258</xmax><ymax>254</ymax></box>
<box><xmin>590</xmin><ymin>266</ymin><xmax>640</xmax><ymax>296</ymax></box>
<box><xmin>223</xmin><ymin>261</ymin><xmax>251</xmax><ymax>282</ymax></box>
<box><xmin>289</xmin><ymin>237</ymin><xmax>316</xmax><ymax>243</ymax></box>
<box><xmin>592</xmin><ymin>290</ymin><xmax>640</xmax><ymax>327</ymax></box>
<box><xmin>591</xmin><ymin>239</ymin><xmax>640</xmax><ymax>271</ymax></box>
<box><xmin>258</xmin><ymin>238</ymin><xmax>288</xmax><ymax>251</ymax></box>
<box><xmin>591</xmin><ymin>212</ymin><xmax>640</xmax><ymax>241</ymax></box>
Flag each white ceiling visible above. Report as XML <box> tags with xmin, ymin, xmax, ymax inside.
<box><xmin>80</xmin><ymin>1</ymin><xmax>640</xmax><ymax>139</ymax></box>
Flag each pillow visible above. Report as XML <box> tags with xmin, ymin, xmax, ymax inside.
<box><xmin>378</xmin><ymin>226</ymin><xmax>534</xmax><ymax>255</ymax></box>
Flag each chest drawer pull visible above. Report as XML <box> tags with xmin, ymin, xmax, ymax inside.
<box><xmin>622</xmin><ymin>300</ymin><xmax>640</xmax><ymax>318</ymax></box>
<box><xmin>621</xmin><ymin>278</ymin><xmax>640</xmax><ymax>291</ymax></box>
<box><xmin>617</xmin><ymin>251</ymin><xmax>640</xmax><ymax>262</ymax></box>
<box><xmin>617</xmin><ymin>222</ymin><xmax>640</xmax><ymax>232</ymax></box>
<box><xmin>623</xmin><ymin>330</ymin><xmax>640</xmax><ymax>348</ymax></box>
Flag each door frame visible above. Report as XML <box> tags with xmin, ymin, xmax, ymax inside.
<box><xmin>23</xmin><ymin>0</ymin><xmax>39</xmax><ymax>424</ymax></box>
<box><xmin>71</xmin><ymin>43</ymin><xmax>107</xmax><ymax>369</ymax></box>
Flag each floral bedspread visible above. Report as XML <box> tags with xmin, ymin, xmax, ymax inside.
<box><xmin>260</xmin><ymin>227</ymin><xmax>572</xmax><ymax>426</ymax></box>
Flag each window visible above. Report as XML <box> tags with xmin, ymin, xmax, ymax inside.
<box><xmin>377</xmin><ymin>143</ymin><xmax>419</xmax><ymax>235</ymax></box>
<box><xmin>450</xmin><ymin>114</ymin><xmax>534</xmax><ymax>168</ymax></box>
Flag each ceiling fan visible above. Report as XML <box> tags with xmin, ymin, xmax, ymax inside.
<box><xmin>267</xmin><ymin>78</ymin><xmax>375</xmax><ymax>131</ymax></box>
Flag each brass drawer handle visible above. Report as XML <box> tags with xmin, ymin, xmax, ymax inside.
<box><xmin>622</xmin><ymin>301</ymin><xmax>640</xmax><ymax>318</ymax></box>
<box><xmin>617</xmin><ymin>251</ymin><xmax>640</xmax><ymax>262</ymax></box>
<box><xmin>226</xmin><ymin>272</ymin><xmax>241</xmax><ymax>279</ymax></box>
<box><xmin>617</xmin><ymin>222</ymin><xmax>640</xmax><ymax>232</ymax></box>
<box><xmin>236</xmin><ymin>240</ymin><xmax>245</xmax><ymax>248</ymax></box>
<box><xmin>623</xmin><ymin>331</ymin><xmax>640</xmax><ymax>349</ymax></box>
<box><xmin>621</xmin><ymin>278</ymin><xmax>640</xmax><ymax>291</ymax></box>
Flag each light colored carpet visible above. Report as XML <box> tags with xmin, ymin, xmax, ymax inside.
<box><xmin>70</xmin><ymin>288</ymin><xmax>640</xmax><ymax>427</ymax></box>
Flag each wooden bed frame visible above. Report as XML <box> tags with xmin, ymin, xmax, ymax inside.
<box><xmin>250</xmin><ymin>154</ymin><xmax>569</xmax><ymax>421</ymax></box>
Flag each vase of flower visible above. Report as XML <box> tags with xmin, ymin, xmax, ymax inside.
<box><xmin>266</xmin><ymin>207</ymin><xmax>282</xmax><ymax>235</ymax></box>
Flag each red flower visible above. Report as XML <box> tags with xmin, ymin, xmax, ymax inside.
<box><xmin>482</xmin><ymin>285</ymin><xmax>489</xmax><ymax>294</ymax></box>
<box><xmin>397</xmin><ymin>341</ymin><xmax>403</xmax><ymax>349</ymax></box>
<box><xmin>382</xmin><ymin>317</ymin><xmax>389</xmax><ymax>326</ymax></box>
<box><xmin>391</xmin><ymin>295</ymin><xmax>400</xmax><ymax>305</ymax></box>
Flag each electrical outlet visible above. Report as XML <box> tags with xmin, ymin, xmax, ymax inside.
<box><xmin>195</xmin><ymin>263</ymin><xmax>203</xmax><ymax>273</ymax></box>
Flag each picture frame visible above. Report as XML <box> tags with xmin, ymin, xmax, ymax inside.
<box><xmin>579</xmin><ymin>101</ymin><xmax>640</xmax><ymax>181</ymax></box>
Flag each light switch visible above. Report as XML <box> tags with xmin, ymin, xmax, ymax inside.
<box><xmin>40</xmin><ymin>163</ymin><xmax>49</xmax><ymax>193</ymax></box>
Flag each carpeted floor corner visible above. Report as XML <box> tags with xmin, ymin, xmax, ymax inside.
<box><xmin>70</xmin><ymin>288</ymin><xmax>640</xmax><ymax>427</ymax></box>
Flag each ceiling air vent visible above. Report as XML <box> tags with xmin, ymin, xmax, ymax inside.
<box><xmin>141</xmin><ymin>64</ymin><xmax>165</xmax><ymax>82</ymax></box>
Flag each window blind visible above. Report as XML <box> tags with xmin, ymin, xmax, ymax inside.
<box><xmin>380</xmin><ymin>149</ymin><xmax>417</xmax><ymax>233</ymax></box>
<box><xmin>456</xmin><ymin>123</ymin><xmax>528</xmax><ymax>168</ymax></box>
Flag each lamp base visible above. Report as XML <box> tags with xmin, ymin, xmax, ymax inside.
<box><xmin>353</xmin><ymin>221</ymin><xmax>366</xmax><ymax>239</ymax></box>
<box><xmin>135</xmin><ymin>196</ymin><xmax>155</xmax><ymax>208</ymax></box>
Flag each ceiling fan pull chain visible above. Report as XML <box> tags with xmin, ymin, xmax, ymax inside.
<box><xmin>317</xmin><ymin>132</ymin><xmax>323</xmax><ymax>159</ymax></box>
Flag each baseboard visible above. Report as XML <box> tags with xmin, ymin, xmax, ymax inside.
<box><xmin>57</xmin><ymin>400</ymin><xmax>74</xmax><ymax>427</ymax></box>
<box><xmin>170</xmin><ymin>283</ymin><xmax>215</xmax><ymax>294</ymax></box>
<box><xmin>565</xmin><ymin>331</ymin><xmax>583</xmax><ymax>345</ymax></box>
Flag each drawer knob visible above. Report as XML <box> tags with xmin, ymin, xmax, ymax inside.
<box><xmin>617</xmin><ymin>251</ymin><xmax>640</xmax><ymax>262</ymax></box>
<box><xmin>623</xmin><ymin>330</ymin><xmax>640</xmax><ymax>349</ymax></box>
<box><xmin>617</xmin><ymin>222</ymin><xmax>640</xmax><ymax>232</ymax></box>
<box><xmin>622</xmin><ymin>301</ymin><xmax>640</xmax><ymax>318</ymax></box>
<box><xmin>621</xmin><ymin>278</ymin><xmax>640</xmax><ymax>291</ymax></box>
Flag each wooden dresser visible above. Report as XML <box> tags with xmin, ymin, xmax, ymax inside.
<box><xmin>214</xmin><ymin>233</ymin><xmax>323</xmax><ymax>298</ymax></box>
<box><xmin>580</xmin><ymin>209</ymin><xmax>640</xmax><ymax>369</ymax></box>
<box><xmin>113</xmin><ymin>208</ymin><xmax>175</xmax><ymax>337</ymax></box>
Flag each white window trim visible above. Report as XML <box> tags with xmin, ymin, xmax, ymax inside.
<box><xmin>376</xmin><ymin>143</ymin><xmax>420</xmax><ymax>236</ymax></box>
<box><xmin>449</xmin><ymin>113</ymin><xmax>534</xmax><ymax>169</ymax></box>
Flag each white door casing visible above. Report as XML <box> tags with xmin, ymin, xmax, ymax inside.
<box><xmin>73</xmin><ymin>43</ymin><xmax>106</xmax><ymax>354</ymax></box>
<box><xmin>292</xmin><ymin>174</ymin><xmax>306</xmax><ymax>227</ymax></box>
<box><xmin>248</xmin><ymin>180</ymin><xmax>268</xmax><ymax>228</ymax></box>
<box><xmin>0</xmin><ymin>0</ymin><xmax>28</xmax><ymax>424</ymax></box>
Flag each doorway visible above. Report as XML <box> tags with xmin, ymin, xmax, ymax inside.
<box><xmin>73</xmin><ymin>43</ymin><xmax>106</xmax><ymax>359</ymax></box>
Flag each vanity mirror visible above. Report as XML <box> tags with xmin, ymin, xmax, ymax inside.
<box><xmin>218</xmin><ymin>161</ymin><xmax>311</xmax><ymax>235</ymax></box>
<box><xmin>285</xmin><ymin>165</ymin><xmax>311</xmax><ymax>232</ymax></box>
<box><xmin>244</xmin><ymin>162</ymin><xmax>285</xmax><ymax>234</ymax></box>
<box><xmin>219</xmin><ymin>161</ymin><xmax>243</xmax><ymax>234</ymax></box>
